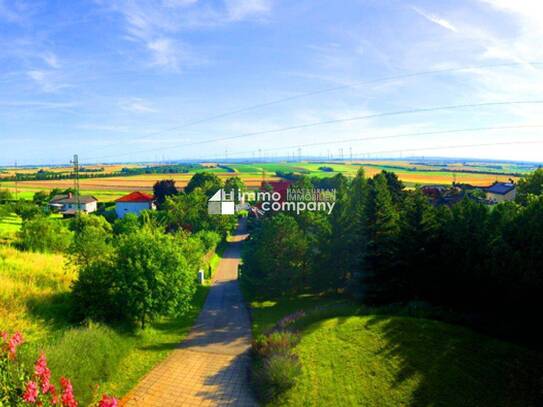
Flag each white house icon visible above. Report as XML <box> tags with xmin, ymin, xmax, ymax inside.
<box><xmin>208</xmin><ymin>189</ymin><xmax>236</xmax><ymax>215</ymax></box>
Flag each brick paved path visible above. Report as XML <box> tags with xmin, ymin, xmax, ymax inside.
<box><xmin>122</xmin><ymin>220</ymin><xmax>257</xmax><ymax>406</ymax></box>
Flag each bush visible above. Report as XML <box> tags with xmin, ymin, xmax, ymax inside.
<box><xmin>44</xmin><ymin>324</ymin><xmax>128</xmax><ymax>405</ymax></box>
<box><xmin>252</xmin><ymin>331</ymin><xmax>300</xmax><ymax>359</ymax></box>
<box><xmin>251</xmin><ymin>353</ymin><xmax>301</xmax><ymax>402</ymax></box>
<box><xmin>193</xmin><ymin>230</ymin><xmax>221</xmax><ymax>253</ymax></box>
<box><xmin>18</xmin><ymin>216</ymin><xmax>73</xmax><ymax>253</ymax></box>
<box><xmin>72</xmin><ymin>228</ymin><xmax>199</xmax><ymax>328</ymax></box>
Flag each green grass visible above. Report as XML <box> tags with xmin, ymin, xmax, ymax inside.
<box><xmin>247</xmin><ymin>295</ymin><xmax>543</xmax><ymax>406</ymax></box>
<box><xmin>0</xmin><ymin>213</ymin><xmax>21</xmax><ymax>239</ymax></box>
<box><xmin>0</xmin><ymin>246</ymin><xmax>210</xmax><ymax>405</ymax></box>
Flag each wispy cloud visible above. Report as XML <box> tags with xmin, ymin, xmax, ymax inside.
<box><xmin>119</xmin><ymin>97</ymin><xmax>157</xmax><ymax>113</ymax></box>
<box><xmin>98</xmin><ymin>0</ymin><xmax>272</xmax><ymax>70</ymax></box>
<box><xmin>225</xmin><ymin>0</ymin><xmax>271</xmax><ymax>21</ymax></box>
<box><xmin>26</xmin><ymin>69</ymin><xmax>68</xmax><ymax>92</ymax></box>
<box><xmin>412</xmin><ymin>6</ymin><xmax>458</xmax><ymax>32</ymax></box>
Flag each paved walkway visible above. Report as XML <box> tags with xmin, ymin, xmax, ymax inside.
<box><xmin>122</xmin><ymin>220</ymin><xmax>257</xmax><ymax>407</ymax></box>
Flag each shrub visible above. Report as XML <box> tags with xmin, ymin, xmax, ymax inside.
<box><xmin>193</xmin><ymin>230</ymin><xmax>221</xmax><ymax>253</ymax></box>
<box><xmin>251</xmin><ymin>353</ymin><xmax>301</xmax><ymax>402</ymax></box>
<box><xmin>18</xmin><ymin>216</ymin><xmax>73</xmax><ymax>253</ymax></box>
<box><xmin>252</xmin><ymin>331</ymin><xmax>300</xmax><ymax>359</ymax></box>
<box><xmin>72</xmin><ymin>228</ymin><xmax>199</xmax><ymax>328</ymax></box>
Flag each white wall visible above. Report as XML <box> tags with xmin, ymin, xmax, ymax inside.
<box><xmin>115</xmin><ymin>201</ymin><xmax>153</xmax><ymax>219</ymax></box>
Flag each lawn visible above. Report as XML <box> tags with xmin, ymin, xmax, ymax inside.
<box><xmin>0</xmin><ymin>213</ymin><xmax>21</xmax><ymax>241</ymax></box>
<box><xmin>0</xmin><ymin>246</ymin><xmax>210</xmax><ymax>405</ymax></box>
<box><xmin>247</xmin><ymin>295</ymin><xmax>543</xmax><ymax>406</ymax></box>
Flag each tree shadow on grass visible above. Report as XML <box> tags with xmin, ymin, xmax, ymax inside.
<box><xmin>362</xmin><ymin>314</ymin><xmax>543</xmax><ymax>407</ymax></box>
<box><xmin>26</xmin><ymin>292</ymin><xmax>73</xmax><ymax>331</ymax></box>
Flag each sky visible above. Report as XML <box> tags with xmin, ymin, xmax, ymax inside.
<box><xmin>1</xmin><ymin>0</ymin><xmax>543</xmax><ymax>165</ymax></box>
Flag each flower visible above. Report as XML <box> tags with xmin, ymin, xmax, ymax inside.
<box><xmin>60</xmin><ymin>377</ymin><xmax>78</xmax><ymax>407</ymax></box>
<box><xmin>34</xmin><ymin>353</ymin><xmax>53</xmax><ymax>393</ymax></box>
<box><xmin>7</xmin><ymin>331</ymin><xmax>24</xmax><ymax>359</ymax></box>
<box><xmin>22</xmin><ymin>380</ymin><xmax>39</xmax><ymax>404</ymax></box>
<box><xmin>98</xmin><ymin>395</ymin><xmax>118</xmax><ymax>407</ymax></box>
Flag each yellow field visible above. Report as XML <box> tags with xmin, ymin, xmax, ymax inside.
<box><xmin>0</xmin><ymin>163</ymin><xmax>143</xmax><ymax>178</ymax></box>
<box><xmin>0</xmin><ymin>246</ymin><xmax>74</xmax><ymax>340</ymax></box>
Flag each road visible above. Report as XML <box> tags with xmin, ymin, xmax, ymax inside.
<box><xmin>122</xmin><ymin>219</ymin><xmax>256</xmax><ymax>406</ymax></box>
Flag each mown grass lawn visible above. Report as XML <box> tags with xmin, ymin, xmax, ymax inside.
<box><xmin>0</xmin><ymin>246</ymin><xmax>210</xmax><ymax>405</ymax></box>
<box><xmin>248</xmin><ymin>295</ymin><xmax>543</xmax><ymax>407</ymax></box>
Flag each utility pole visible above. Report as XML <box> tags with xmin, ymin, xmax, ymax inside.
<box><xmin>349</xmin><ymin>146</ymin><xmax>353</xmax><ymax>162</ymax></box>
<box><xmin>14</xmin><ymin>161</ymin><xmax>18</xmax><ymax>200</ymax></box>
<box><xmin>70</xmin><ymin>154</ymin><xmax>80</xmax><ymax>214</ymax></box>
<box><xmin>297</xmin><ymin>147</ymin><xmax>302</xmax><ymax>162</ymax></box>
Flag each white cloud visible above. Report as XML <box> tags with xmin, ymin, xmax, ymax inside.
<box><xmin>412</xmin><ymin>6</ymin><xmax>458</xmax><ymax>32</ymax></box>
<box><xmin>26</xmin><ymin>69</ymin><xmax>67</xmax><ymax>92</ymax></box>
<box><xmin>41</xmin><ymin>52</ymin><xmax>60</xmax><ymax>68</ymax></box>
<box><xmin>225</xmin><ymin>0</ymin><xmax>271</xmax><ymax>21</ymax></box>
<box><xmin>99</xmin><ymin>0</ymin><xmax>272</xmax><ymax>70</ymax></box>
<box><xmin>119</xmin><ymin>97</ymin><xmax>157</xmax><ymax>113</ymax></box>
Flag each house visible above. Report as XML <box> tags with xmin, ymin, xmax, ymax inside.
<box><xmin>49</xmin><ymin>193</ymin><xmax>98</xmax><ymax>216</ymax></box>
<box><xmin>484</xmin><ymin>182</ymin><xmax>516</xmax><ymax>203</ymax></box>
<box><xmin>115</xmin><ymin>191</ymin><xmax>155</xmax><ymax>219</ymax></box>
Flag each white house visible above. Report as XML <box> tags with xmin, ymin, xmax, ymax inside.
<box><xmin>49</xmin><ymin>193</ymin><xmax>98</xmax><ymax>215</ymax></box>
<box><xmin>115</xmin><ymin>191</ymin><xmax>155</xmax><ymax>219</ymax></box>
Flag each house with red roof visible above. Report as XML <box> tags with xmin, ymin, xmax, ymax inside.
<box><xmin>115</xmin><ymin>191</ymin><xmax>155</xmax><ymax>219</ymax></box>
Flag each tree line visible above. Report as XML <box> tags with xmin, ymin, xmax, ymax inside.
<box><xmin>242</xmin><ymin>168</ymin><xmax>543</xmax><ymax>344</ymax></box>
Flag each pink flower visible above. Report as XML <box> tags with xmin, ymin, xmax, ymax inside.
<box><xmin>98</xmin><ymin>395</ymin><xmax>118</xmax><ymax>407</ymax></box>
<box><xmin>60</xmin><ymin>377</ymin><xmax>78</xmax><ymax>407</ymax></box>
<box><xmin>0</xmin><ymin>331</ymin><xmax>8</xmax><ymax>343</ymax></box>
<box><xmin>34</xmin><ymin>353</ymin><xmax>53</xmax><ymax>393</ymax></box>
<box><xmin>6</xmin><ymin>333</ymin><xmax>23</xmax><ymax>359</ymax></box>
<box><xmin>23</xmin><ymin>380</ymin><xmax>39</xmax><ymax>403</ymax></box>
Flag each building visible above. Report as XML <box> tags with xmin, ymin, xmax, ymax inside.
<box><xmin>484</xmin><ymin>182</ymin><xmax>516</xmax><ymax>203</ymax></box>
<box><xmin>49</xmin><ymin>193</ymin><xmax>98</xmax><ymax>215</ymax></box>
<box><xmin>115</xmin><ymin>191</ymin><xmax>155</xmax><ymax>219</ymax></box>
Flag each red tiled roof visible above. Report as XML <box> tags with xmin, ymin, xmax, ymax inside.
<box><xmin>115</xmin><ymin>191</ymin><xmax>154</xmax><ymax>202</ymax></box>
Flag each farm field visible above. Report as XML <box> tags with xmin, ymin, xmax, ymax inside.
<box><xmin>248</xmin><ymin>295</ymin><xmax>543</xmax><ymax>407</ymax></box>
<box><xmin>0</xmin><ymin>245</ymin><xmax>211</xmax><ymax>405</ymax></box>
<box><xmin>0</xmin><ymin>159</ymin><xmax>530</xmax><ymax>203</ymax></box>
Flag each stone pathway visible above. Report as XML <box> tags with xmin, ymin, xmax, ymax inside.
<box><xmin>122</xmin><ymin>221</ymin><xmax>257</xmax><ymax>406</ymax></box>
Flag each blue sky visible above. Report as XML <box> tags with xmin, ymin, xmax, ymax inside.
<box><xmin>1</xmin><ymin>0</ymin><xmax>543</xmax><ymax>165</ymax></box>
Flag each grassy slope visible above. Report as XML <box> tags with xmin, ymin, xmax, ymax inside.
<box><xmin>0</xmin><ymin>246</ymin><xmax>209</xmax><ymax>405</ymax></box>
<box><xmin>248</xmin><ymin>295</ymin><xmax>543</xmax><ymax>407</ymax></box>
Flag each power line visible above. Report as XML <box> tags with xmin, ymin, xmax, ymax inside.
<box><xmin>354</xmin><ymin>139</ymin><xmax>543</xmax><ymax>158</ymax></box>
<box><xmin>87</xmin><ymin>61</ymin><xmax>543</xmax><ymax>153</ymax></box>
<box><xmin>83</xmin><ymin>100</ymin><xmax>543</xmax><ymax>162</ymax></box>
<box><xmin>225</xmin><ymin>124</ymin><xmax>543</xmax><ymax>157</ymax></box>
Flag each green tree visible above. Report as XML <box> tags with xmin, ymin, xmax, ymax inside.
<box><xmin>224</xmin><ymin>176</ymin><xmax>245</xmax><ymax>203</ymax></box>
<box><xmin>0</xmin><ymin>189</ymin><xmax>13</xmax><ymax>201</ymax></box>
<box><xmin>516</xmin><ymin>168</ymin><xmax>543</xmax><ymax>204</ymax></box>
<box><xmin>69</xmin><ymin>214</ymin><xmax>113</xmax><ymax>266</ymax></box>
<box><xmin>12</xmin><ymin>201</ymin><xmax>42</xmax><ymax>220</ymax></box>
<box><xmin>153</xmin><ymin>179</ymin><xmax>178</xmax><ymax>206</ymax></box>
<box><xmin>18</xmin><ymin>216</ymin><xmax>73</xmax><ymax>253</ymax></box>
<box><xmin>32</xmin><ymin>190</ymin><xmax>49</xmax><ymax>206</ymax></box>
<box><xmin>113</xmin><ymin>212</ymin><xmax>141</xmax><ymax>235</ymax></box>
<box><xmin>185</xmin><ymin>172</ymin><xmax>223</xmax><ymax>196</ymax></box>
<box><xmin>397</xmin><ymin>190</ymin><xmax>440</xmax><ymax>300</ymax></box>
<box><xmin>363</xmin><ymin>173</ymin><xmax>401</xmax><ymax>303</ymax></box>
<box><xmin>114</xmin><ymin>229</ymin><xmax>198</xmax><ymax>328</ymax></box>
<box><xmin>243</xmin><ymin>213</ymin><xmax>308</xmax><ymax>297</ymax></box>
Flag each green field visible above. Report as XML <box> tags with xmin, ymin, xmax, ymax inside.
<box><xmin>248</xmin><ymin>295</ymin><xmax>543</xmax><ymax>406</ymax></box>
<box><xmin>0</xmin><ymin>213</ymin><xmax>21</xmax><ymax>241</ymax></box>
